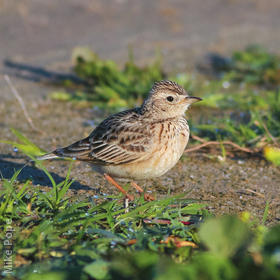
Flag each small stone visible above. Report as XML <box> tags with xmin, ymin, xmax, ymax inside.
<box><xmin>222</xmin><ymin>81</ymin><xmax>230</xmax><ymax>89</ymax></box>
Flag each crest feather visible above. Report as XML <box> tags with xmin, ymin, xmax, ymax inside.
<box><xmin>150</xmin><ymin>80</ymin><xmax>187</xmax><ymax>95</ymax></box>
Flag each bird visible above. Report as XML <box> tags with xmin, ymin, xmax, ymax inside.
<box><xmin>38</xmin><ymin>80</ymin><xmax>202</xmax><ymax>200</ymax></box>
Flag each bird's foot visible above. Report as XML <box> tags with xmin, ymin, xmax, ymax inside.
<box><xmin>130</xmin><ymin>182</ymin><xmax>155</xmax><ymax>201</ymax></box>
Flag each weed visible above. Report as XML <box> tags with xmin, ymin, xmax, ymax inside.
<box><xmin>0</xmin><ymin>129</ymin><xmax>279</xmax><ymax>279</ymax></box>
<box><xmin>1</xmin><ymin>45</ymin><xmax>280</xmax><ymax>279</ymax></box>
<box><xmin>50</xmin><ymin>46</ymin><xmax>280</xmax><ymax>157</ymax></box>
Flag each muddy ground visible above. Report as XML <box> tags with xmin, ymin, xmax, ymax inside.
<box><xmin>0</xmin><ymin>0</ymin><xmax>280</xmax><ymax>224</ymax></box>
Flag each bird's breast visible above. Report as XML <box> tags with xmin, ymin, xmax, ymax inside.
<box><xmin>98</xmin><ymin>120</ymin><xmax>189</xmax><ymax>180</ymax></box>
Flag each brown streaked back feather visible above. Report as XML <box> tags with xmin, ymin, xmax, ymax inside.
<box><xmin>49</xmin><ymin>108</ymin><xmax>153</xmax><ymax>165</ymax></box>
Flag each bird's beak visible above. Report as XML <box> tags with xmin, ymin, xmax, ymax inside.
<box><xmin>185</xmin><ymin>96</ymin><xmax>202</xmax><ymax>104</ymax></box>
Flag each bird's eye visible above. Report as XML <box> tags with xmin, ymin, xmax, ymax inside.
<box><xmin>166</xmin><ymin>96</ymin><xmax>174</xmax><ymax>102</ymax></box>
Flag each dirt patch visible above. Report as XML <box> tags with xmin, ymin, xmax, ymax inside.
<box><xmin>1</xmin><ymin>100</ymin><xmax>279</xmax><ymax>225</ymax></box>
<box><xmin>1</xmin><ymin>0</ymin><xmax>280</xmax><ymax>224</ymax></box>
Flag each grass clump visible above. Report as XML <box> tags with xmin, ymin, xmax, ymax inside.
<box><xmin>52</xmin><ymin>47</ymin><xmax>165</xmax><ymax>110</ymax></box>
<box><xmin>195</xmin><ymin>46</ymin><xmax>280</xmax><ymax>151</ymax></box>
<box><xmin>1</xmin><ymin>46</ymin><xmax>280</xmax><ymax>279</ymax></box>
<box><xmin>50</xmin><ymin>45</ymin><xmax>280</xmax><ymax>157</ymax></box>
<box><xmin>1</xmin><ymin>130</ymin><xmax>280</xmax><ymax>280</ymax></box>
<box><xmin>1</xmin><ymin>165</ymin><xmax>279</xmax><ymax>280</ymax></box>
<box><xmin>216</xmin><ymin>45</ymin><xmax>280</xmax><ymax>87</ymax></box>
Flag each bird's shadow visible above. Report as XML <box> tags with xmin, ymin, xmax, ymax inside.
<box><xmin>3</xmin><ymin>59</ymin><xmax>83</xmax><ymax>85</ymax></box>
<box><xmin>0</xmin><ymin>155</ymin><xmax>92</xmax><ymax>191</ymax></box>
<box><xmin>196</xmin><ymin>52</ymin><xmax>232</xmax><ymax>76</ymax></box>
<box><xmin>4</xmin><ymin>53</ymin><xmax>231</xmax><ymax>84</ymax></box>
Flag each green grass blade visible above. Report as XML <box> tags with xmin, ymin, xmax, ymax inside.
<box><xmin>262</xmin><ymin>201</ymin><xmax>270</xmax><ymax>225</ymax></box>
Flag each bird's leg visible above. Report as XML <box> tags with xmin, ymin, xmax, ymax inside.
<box><xmin>130</xmin><ymin>182</ymin><xmax>155</xmax><ymax>201</ymax></box>
<box><xmin>104</xmin><ymin>173</ymin><xmax>134</xmax><ymax>201</ymax></box>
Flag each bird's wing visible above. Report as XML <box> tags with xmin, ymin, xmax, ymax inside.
<box><xmin>52</xmin><ymin>109</ymin><xmax>153</xmax><ymax>165</ymax></box>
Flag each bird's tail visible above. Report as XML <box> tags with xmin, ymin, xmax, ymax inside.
<box><xmin>37</xmin><ymin>152</ymin><xmax>60</xmax><ymax>161</ymax></box>
<box><xmin>37</xmin><ymin>137</ymin><xmax>91</xmax><ymax>161</ymax></box>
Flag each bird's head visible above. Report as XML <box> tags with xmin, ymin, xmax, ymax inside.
<box><xmin>141</xmin><ymin>80</ymin><xmax>202</xmax><ymax>119</ymax></box>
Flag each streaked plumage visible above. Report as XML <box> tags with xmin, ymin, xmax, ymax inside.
<box><xmin>38</xmin><ymin>80</ymin><xmax>201</xmax><ymax>180</ymax></box>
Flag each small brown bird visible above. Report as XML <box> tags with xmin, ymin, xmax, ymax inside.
<box><xmin>38</xmin><ymin>80</ymin><xmax>201</xmax><ymax>200</ymax></box>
